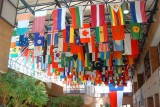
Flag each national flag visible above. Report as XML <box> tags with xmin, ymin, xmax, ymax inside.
<box><xmin>95</xmin><ymin>23</ymin><xmax>108</xmax><ymax>42</ymax></box>
<box><xmin>63</xmin><ymin>25</ymin><xmax>74</xmax><ymax>43</ymax></box>
<box><xmin>54</xmin><ymin>48</ymin><xmax>61</xmax><ymax>62</ymax></box>
<box><xmin>34</xmin><ymin>33</ymin><xmax>44</xmax><ymax>46</ymax></box>
<box><xmin>17</xmin><ymin>13</ymin><xmax>31</xmax><ymax>21</ymax></box>
<box><xmin>88</xmin><ymin>36</ymin><xmax>96</xmax><ymax>53</ymax></box>
<box><xmin>109</xmin><ymin>3</ymin><xmax>125</xmax><ymax>26</ymax></box>
<box><xmin>58</xmin><ymin>38</ymin><xmax>63</xmax><ymax>51</ymax></box>
<box><xmin>113</xmin><ymin>40</ymin><xmax>124</xmax><ymax>51</ymax></box>
<box><xmin>79</xmin><ymin>23</ymin><xmax>90</xmax><ymax>43</ymax></box>
<box><xmin>114</xmin><ymin>59</ymin><xmax>123</xmax><ymax>66</ymax></box>
<box><xmin>54</xmin><ymin>32</ymin><xmax>59</xmax><ymax>47</ymax></box>
<box><xmin>113</xmin><ymin>51</ymin><xmax>122</xmax><ymax>59</ymax></box>
<box><xmin>19</xmin><ymin>35</ymin><xmax>28</xmax><ymax>46</ymax></box>
<box><xmin>99</xmin><ymin>42</ymin><xmax>108</xmax><ymax>52</ymax></box>
<box><xmin>32</xmin><ymin>11</ymin><xmax>47</xmax><ymax>33</ymax></box>
<box><xmin>10</xmin><ymin>46</ymin><xmax>19</xmax><ymax>58</ymax></box>
<box><xmin>130</xmin><ymin>22</ymin><xmax>142</xmax><ymax>39</ymax></box>
<box><xmin>91</xmin><ymin>4</ymin><xmax>105</xmax><ymax>27</ymax></box>
<box><xmin>17</xmin><ymin>13</ymin><xmax>30</xmax><ymax>35</ymax></box>
<box><xmin>124</xmin><ymin>34</ymin><xmax>132</xmax><ymax>55</ymax></box>
<box><xmin>10</xmin><ymin>36</ymin><xmax>17</xmax><ymax>48</ymax></box>
<box><xmin>84</xmin><ymin>53</ymin><xmax>91</xmax><ymax>67</ymax></box>
<box><xmin>45</xmin><ymin>55</ymin><xmax>52</xmax><ymax>64</ymax></box>
<box><xmin>47</xmin><ymin>64</ymin><xmax>53</xmax><ymax>76</ymax></box>
<box><xmin>131</xmin><ymin>39</ymin><xmax>139</xmax><ymax>55</ymax></box>
<box><xmin>47</xmin><ymin>45</ymin><xmax>53</xmax><ymax>55</ymax></box>
<box><xmin>112</xmin><ymin>25</ymin><xmax>124</xmax><ymax>40</ymax></box>
<box><xmin>75</xmin><ymin>36</ymin><xmax>80</xmax><ymax>45</ymax></box>
<box><xmin>70</xmin><ymin>6</ymin><xmax>84</xmax><ymax>29</ymax></box>
<box><xmin>117</xmin><ymin>91</ymin><xmax>124</xmax><ymax>107</ymax></box>
<box><xmin>47</xmin><ymin>33</ymin><xmax>54</xmax><ymax>45</ymax></box>
<box><xmin>53</xmin><ymin>8</ymin><xmax>66</xmax><ymax>30</ymax></box>
<box><xmin>130</xmin><ymin>1</ymin><xmax>147</xmax><ymax>23</ymax></box>
<box><xmin>34</xmin><ymin>46</ymin><xmax>43</xmax><ymax>56</ymax></box>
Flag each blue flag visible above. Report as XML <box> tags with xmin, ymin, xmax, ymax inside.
<box><xmin>19</xmin><ymin>35</ymin><xmax>28</xmax><ymax>46</ymax></box>
<box><xmin>34</xmin><ymin>33</ymin><xmax>44</xmax><ymax>46</ymax></box>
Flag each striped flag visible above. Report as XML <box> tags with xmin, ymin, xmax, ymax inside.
<box><xmin>88</xmin><ymin>36</ymin><xmax>96</xmax><ymax>53</ymax></box>
<box><xmin>65</xmin><ymin>25</ymin><xmax>74</xmax><ymax>43</ymax></box>
<box><xmin>124</xmin><ymin>34</ymin><xmax>132</xmax><ymax>55</ymax></box>
<box><xmin>113</xmin><ymin>40</ymin><xmax>124</xmax><ymax>51</ymax></box>
<box><xmin>109</xmin><ymin>3</ymin><xmax>125</xmax><ymax>26</ymax></box>
<box><xmin>130</xmin><ymin>1</ymin><xmax>147</xmax><ymax>23</ymax></box>
<box><xmin>70</xmin><ymin>6</ymin><xmax>84</xmax><ymax>29</ymax></box>
<box><xmin>32</xmin><ymin>11</ymin><xmax>47</xmax><ymax>33</ymax></box>
<box><xmin>10</xmin><ymin>46</ymin><xmax>19</xmax><ymax>58</ymax></box>
<box><xmin>95</xmin><ymin>23</ymin><xmax>108</xmax><ymax>42</ymax></box>
<box><xmin>99</xmin><ymin>42</ymin><xmax>108</xmax><ymax>52</ymax></box>
<box><xmin>79</xmin><ymin>23</ymin><xmax>90</xmax><ymax>43</ymax></box>
<box><xmin>58</xmin><ymin>38</ymin><xmax>63</xmax><ymax>51</ymax></box>
<box><xmin>53</xmin><ymin>8</ymin><xmax>66</xmax><ymax>30</ymax></box>
<box><xmin>91</xmin><ymin>4</ymin><xmax>105</xmax><ymax>27</ymax></box>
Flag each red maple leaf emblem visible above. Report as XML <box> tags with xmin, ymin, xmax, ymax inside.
<box><xmin>82</xmin><ymin>30</ymin><xmax>89</xmax><ymax>36</ymax></box>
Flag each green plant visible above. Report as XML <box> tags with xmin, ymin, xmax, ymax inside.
<box><xmin>0</xmin><ymin>70</ymin><xmax>48</xmax><ymax>107</ymax></box>
<box><xmin>49</xmin><ymin>95</ymin><xmax>84</xmax><ymax>107</ymax></box>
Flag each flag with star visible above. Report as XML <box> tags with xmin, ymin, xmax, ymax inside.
<box><xmin>79</xmin><ymin>23</ymin><xmax>90</xmax><ymax>43</ymax></box>
<box><xmin>19</xmin><ymin>35</ymin><xmax>28</xmax><ymax>46</ymax></box>
<box><xmin>130</xmin><ymin>22</ymin><xmax>142</xmax><ymax>39</ymax></box>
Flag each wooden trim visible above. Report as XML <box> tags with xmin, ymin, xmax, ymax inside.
<box><xmin>0</xmin><ymin>0</ymin><xmax>4</xmax><ymax>15</ymax></box>
<box><xmin>8</xmin><ymin>0</ymin><xmax>18</xmax><ymax>8</ymax></box>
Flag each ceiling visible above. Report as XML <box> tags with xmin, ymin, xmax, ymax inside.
<box><xmin>16</xmin><ymin>0</ymin><xmax>158</xmax><ymax>69</ymax></box>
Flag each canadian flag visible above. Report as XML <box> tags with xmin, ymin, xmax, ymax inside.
<box><xmin>79</xmin><ymin>23</ymin><xmax>90</xmax><ymax>43</ymax></box>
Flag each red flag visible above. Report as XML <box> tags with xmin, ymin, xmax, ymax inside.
<box><xmin>131</xmin><ymin>39</ymin><xmax>139</xmax><ymax>55</ymax></box>
<box><xmin>79</xmin><ymin>24</ymin><xmax>90</xmax><ymax>43</ymax></box>
<box><xmin>91</xmin><ymin>4</ymin><xmax>105</xmax><ymax>27</ymax></box>
<box><xmin>110</xmin><ymin>91</ymin><xmax>117</xmax><ymax>107</ymax></box>
<box><xmin>112</xmin><ymin>25</ymin><xmax>124</xmax><ymax>40</ymax></box>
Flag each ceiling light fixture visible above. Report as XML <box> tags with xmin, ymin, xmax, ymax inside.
<box><xmin>123</xmin><ymin>2</ymin><xmax>129</xmax><ymax>14</ymax></box>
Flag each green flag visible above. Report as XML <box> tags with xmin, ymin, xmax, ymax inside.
<box><xmin>130</xmin><ymin>22</ymin><xmax>142</xmax><ymax>39</ymax></box>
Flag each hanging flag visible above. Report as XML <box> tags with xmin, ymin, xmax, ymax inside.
<box><xmin>113</xmin><ymin>40</ymin><xmax>124</xmax><ymax>51</ymax></box>
<box><xmin>19</xmin><ymin>35</ymin><xmax>28</xmax><ymax>46</ymax></box>
<box><xmin>34</xmin><ymin>33</ymin><xmax>44</xmax><ymax>46</ymax></box>
<box><xmin>79</xmin><ymin>23</ymin><xmax>90</xmax><ymax>43</ymax></box>
<box><xmin>130</xmin><ymin>22</ymin><xmax>142</xmax><ymax>39</ymax></box>
<box><xmin>34</xmin><ymin>46</ymin><xmax>43</xmax><ymax>56</ymax></box>
<box><xmin>58</xmin><ymin>38</ymin><xmax>63</xmax><ymax>51</ymax></box>
<box><xmin>91</xmin><ymin>4</ymin><xmax>105</xmax><ymax>27</ymax></box>
<box><xmin>99</xmin><ymin>42</ymin><xmax>108</xmax><ymax>52</ymax></box>
<box><xmin>130</xmin><ymin>1</ymin><xmax>147</xmax><ymax>23</ymax></box>
<box><xmin>112</xmin><ymin>25</ymin><xmax>124</xmax><ymax>40</ymax></box>
<box><xmin>54</xmin><ymin>48</ymin><xmax>61</xmax><ymax>62</ymax></box>
<box><xmin>109</xmin><ymin>3</ymin><xmax>125</xmax><ymax>26</ymax></box>
<box><xmin>32</xmin><ymin>10</ymin><xmax>47</xmax><ymax>33</ymax></box>
<box><xmin>113</xmin><ymin>51</ymin><xmax>122</xmax><ymax>59</ymax></box>
<box><xmin>53</xmin><ymin>8</ymin><xmax>66</xmax><ymax>30</ymax></box>
<box><xmin>88</xmin><ymin>36</ymin><xmax>96</xmax><ymax>53</ymax></box>
<box><xmin>124</xmin><ymin>34</ymin><xmax>132</xmax><ymax>55</ymax></box>
<box><xmin>54</xmin><ymin>32</ymin><xmax>59</xmax><ymax>47</ymax></box>
<box><xmin>10</xmin><ymin>36</ymin><xmax>17</xmax><ymax>48</ymax></box>
<box><xmin>10</xmin><ymin>46</ymin><xmax>19</xmax><ymax>58</ymax></box>
<box><xmin>47</xmin><ymin>33</ymin><xmax>54</xmax><ymax>45</ymax></box>
<box><xmin>64</xmin><ymin>25</ymin><xmax>74</xmax><ymax>43</ymax></box>
<box><xmin>117</xmin><ymin>91</ymin><xmax>124</xmax><ymax>107</ymax></box>
<box><xmin>47</xmin><ymin>45</ymin><xmax>53</xmax><ymax>55</ymax></box>
<box><xmin>84</xmin><ymin>53</ymin><xmax>91</xmax><ymax>67</ymax></box>
<box><xmin>45</xmin><ymin>55</ymin><xmax>52</xmax><ymax>64</ymax></box>
<box><xmin>70</xmin><ymin>6</ymin><xmax>84</xmax><ymax>29</ymax></box>
<box><xmin>17</xmin><ymin>13</ymin><xmax>30</xmax><ymax>35</ymax></box>
<box><xmin>131</xmin><ymin>39</ymin><xmax>139</xmax><ymax>55</ymax></box>
<box><xmin>95</xmin><ymin>23</ymin><xmax>108</xmax><ymax>42</ymax></box>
